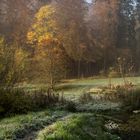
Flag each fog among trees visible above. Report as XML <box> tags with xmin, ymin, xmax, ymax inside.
<box><xmin>0</xmin><ymin>0</ymin><xmax>140</xmax><ymax>86</ymax></box>
<box><xmin>0</xmin><ymin>1</ymin><xmax>140</xmax><ymax>139</ymax></box>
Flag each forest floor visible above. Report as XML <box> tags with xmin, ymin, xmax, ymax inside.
<box><xmin>0</xmin><ymin>77</ymin><xmax>140</xmax><ymax>140</ymax></box>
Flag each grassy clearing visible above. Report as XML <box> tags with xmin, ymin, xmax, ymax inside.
<box><xmin>55</xmin><ymin>77</ymin><xmax>140</xmax><ymax>101</ymax></box>
<box><xmin>0</xmin><ymin>77</ymin><xmax>140</xmax><ymax>140</ymax></box>
<box><xmin>19</xmin><ymin>77</ymin><xmax>140</xmax><ymax>90</ymax></box>
<box><xmin>36</xmin><ymin>113</ymin><xmax>120</xmax><ymax>140</ymax></box>
<box><xmin>15</xmin><ymin>77</ymin><xmax>140</xmax><ymax>102</ymax></box>
<box><xmin>0</xmin><ymin>110</ymin><xmax>68</xmax><ymax>140</ymax></box>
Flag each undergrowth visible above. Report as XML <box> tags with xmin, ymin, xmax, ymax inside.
<box><xmin>0</xmin><ymin>88</ymin><xmax>64</xmax><ymax>116</ymax></box>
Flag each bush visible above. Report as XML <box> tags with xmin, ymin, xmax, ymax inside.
<box><xmin>121</xmin><ymin>88</ymin><xmax>140</xmax><ymax>110</ymax></box>
<box><xmin>79</xmin><ymin>92</ymin><xmax>93</xmax><ymax>103</ymax></box>
<box><xmin>108</xmin><ymin>71</ymin><xmax>120</xmax><ymax>78</ymax></box>
<box><xmin>0</xmin><ymin>37</ymin><xmax>27</xmax><ymax>87</ymax></box>
<box><xmin>103</xmin><ymin>86</ymin><xmax>140</xmax><ymax>110</ymax></box>
<box><xmin>64</xmin><ymin>101</ymin><xmax>77</xmax><ymax>112</ymax></box>
<box><xmin>0</xmin><ymin>106</ymin><xmax>4</xmax><ymax>115</ymax></box>
<box><xmin>0</xmin><ymin>88</ymin><xmax>62</xmax><ymax>116</ymax></box>
<box><xmin>99</xmin><ymin>70</ymin><xmax>106</xmax><ymax>76</ymax></box>
<box><xmin>0</xmin><ymin>88</ymin><xmax>33</xmax><ymax>115</ymax></box>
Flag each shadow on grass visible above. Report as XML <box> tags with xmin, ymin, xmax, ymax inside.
<box><xmin>55</xmin><ymin>84</ymin><xmax>92</xmax><ymax>91</ymax></box>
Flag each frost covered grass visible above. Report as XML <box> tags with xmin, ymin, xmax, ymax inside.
<box><xmin>0</xmin><ymin>110</ymin><xmax>68</xmax><ymax>140</ymax></box>
<box><xmin>36</xmin><ymin>113</ymin><xmax>120</xmax><ymax>140</ymax></box>
<box><xmin>0</xmin><ymin>77</ymin><xmax>140</xmax><ymax>140</ymax></box>
<box><xmin>77</xmin><ymin>102</ymin><xmax>121</xmax><ymax>112</ymax></box>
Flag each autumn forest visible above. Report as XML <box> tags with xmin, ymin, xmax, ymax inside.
<box><xmin>0</xmin><ymin>0</ymin><xmax>140</xmax><ymax>140</ymax></box>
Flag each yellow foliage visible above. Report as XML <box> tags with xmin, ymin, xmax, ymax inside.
<box><xmin>27</xmin><ymin>5</ymin><xmax>59</xmax><ymax>48</ymax></box>
<box><xmin>35</xmin><ymin>5</ymin><xmax>55</xmax><ymax>22</ymax></box>
<box><xmin>14</xmin><ymin>48</ymin><xmax>27</xmax><ymax>67</ymax></box>
<box><xmin>26</xmin><ymin>4</ymin><xmax>67</xmax><ymax>85</ymax></box>
<box><xmin>27</xmin><ymin>31</ymin><xmax>36</xmax><ymax>43</ymax></box>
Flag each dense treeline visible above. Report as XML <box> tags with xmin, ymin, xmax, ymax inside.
<box><xmin>0</xmin><ymin>0</ymin><xmax>140</xmax><ymax>86</ymax></box>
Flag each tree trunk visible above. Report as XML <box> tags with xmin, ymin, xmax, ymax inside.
<box><xmin>78</xmin><ymin>59</ymin><xmax>81</xmax><ymax>78</ymax></box>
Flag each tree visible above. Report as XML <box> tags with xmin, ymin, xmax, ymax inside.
<box><xmin>0</xmin><ymin>0</ymin><xmax>51</xmax><ymax>44</ymax></box>
<box><xmin>117</xmin><ymin>0</ymin><xmax>136</xmax><ymax>49</ymax></box>
<box><xmin>88</xmin><ymin>0</ymin><xmax>119</xmax><ymax>72</ymax></box>
<box><xmin>135</xmin><ymin>0</ymin><xmax>140</xmax><ymax>71</ymax></box>
<box><xmin>54</xmin><ymin>0</ymin><xmax>88</xmax><ymax>78</ymax></box>
<box><xmin>27</xmin><ymin>5</ymin><xmax>67</xmax><ymax>88</ymax></box>
<box><xmin>116</xmin><ymin>0</ymin><xmax>138</xmax><ymax>74</ymax></box>
<box><xmin>0</xmin><ymin>36</ymin><xmax>27</xmax><ymax>87</ymax></box>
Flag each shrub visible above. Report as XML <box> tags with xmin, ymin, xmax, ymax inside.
<box><xmin>30</xmin><ymin>88</ymin><xmax>61</xmax><ymax>108</ymax></box>
<box><xmin>79</xmin><ymin>92</ymin><xmax>93</xmax><ymax>103</ymax></box>
<box><xmin>102</xmin><ymin>82</ymin><xmax>135</xmax><ymax>102</ymax></box>
<box><xmin>64</xmin><ymin>101</ymin><xmax>77</xmax><ymax>112</ymax></box>
<box><xmin>0</xmin><ymin>106</ymin><xmax>4</xmax><ymax>115</ymax></box>
<box><xmin>0</xmin><ymin>37</ymin><xmax>27</xmax><ymax>87</ymax></box>
<box><xmin>99</xmin><ymin>70</ymin><xmax>106</xmax><ymax>76</ymax></box>
<box><xmin>103</xmin><ymin>86</ymin><xmax>140</xmax><ymax>110</ymax></box>
<box><xmin>121</xmin><ymin>88</ymin><xmax>140</xmax><ymax>110</ymax></box>
<box><xmin>108</xmin><ymin>67</ymin><xmax>120</xmax><ymax>78</ymax></box>
<box><xmin>0</xmin><ymin>88</ymin><xmax>63</xmax><ymax>116</ymax></box>
<box><xmin>0</xmin><ymin>88</ymin><xmax>33</xmax><ymax>115</ymax></box>
<box><xmin>109</xmin><ymin>71</ymin><xmax>120</xmax><ymax>78</ymax></box>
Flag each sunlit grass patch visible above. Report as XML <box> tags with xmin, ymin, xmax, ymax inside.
<box><xmin>0</xmin><ymin>110</ymin><xmax>67</xmax><ymax>140</ymax></box>
<box><xmin>36</xmin><ymin>113</ymin><xmax>120</xmax><ymax>140</ymax></box>
<box><xmin>55</xmin><ymin>77</ymin><xmax>140</xmax><ymax>101</ymax></box>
